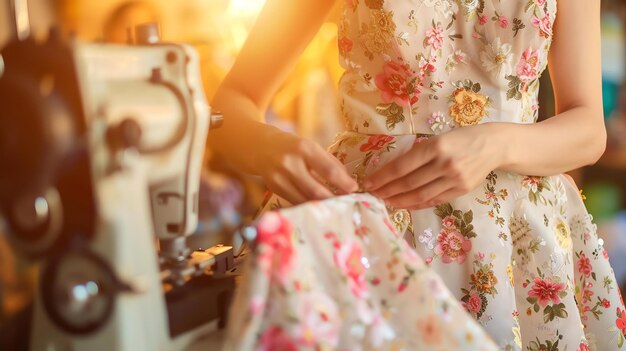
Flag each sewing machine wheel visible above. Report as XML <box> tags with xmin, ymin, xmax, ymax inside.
<box><xmin>40</xmin><ymin>248</ymin><xmax>119</xmax><ymax>334</ymax></box>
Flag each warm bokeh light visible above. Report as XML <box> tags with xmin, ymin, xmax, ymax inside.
<box><xmin>227</xmin><ymin>0</ymin><xmax>266</xmax><ymax>18</ymax></box>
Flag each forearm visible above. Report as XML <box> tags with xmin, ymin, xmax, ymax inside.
<box><xmin>493</xmin><ymin>107</ymin><xmax>606</xmax><ymax>176</ymax></box>
<box><xmin>207</xmin><ymin>80</ymin><xmax>359</xmax><ymax>202</ymax></box>
<box><xmin>205</xmin><ymin>0</ymin><xmax>338</xmax><ymax>175</ymax></box>
<box><xmin>207</xmin><ymin>85</ymin><xmax>284</xmax><ymax>175</ymax></box>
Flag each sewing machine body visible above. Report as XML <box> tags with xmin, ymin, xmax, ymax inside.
<box><xmin>0</xmin><ymin>29</ymin><xmax>233</xmax><ymax>351</ymax></box>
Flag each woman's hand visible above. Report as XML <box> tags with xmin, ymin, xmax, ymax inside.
<box><xmin>205</xmin><ymin>0</ymin><xmax>355</xmax><ymax>205</ymax></box>
<box><xmin>363</xmin><ymin>124</ymin><xmax>504</xmax><ymax>210</ymax></box>
<box><xmin>258</xmin><ymin>131</ymin><xmax>358</xmax><ymax>205</ymax></box>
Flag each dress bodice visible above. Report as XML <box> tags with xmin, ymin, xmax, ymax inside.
<box><xmin>337</xmin><ymin>0</ymin><xmax>557</xmax><ymax>135</ymax></box>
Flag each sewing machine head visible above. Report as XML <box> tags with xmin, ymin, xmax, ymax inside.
<box><xmin>0</xmin><ymin>21</ymin><xmax>236</xmax><ymax>351</ymax></box>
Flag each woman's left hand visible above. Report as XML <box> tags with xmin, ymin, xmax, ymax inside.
<box><xmin>363</xmin><ymin>124</ymin><xmax>505</xmax><ymax>210</ymax></box>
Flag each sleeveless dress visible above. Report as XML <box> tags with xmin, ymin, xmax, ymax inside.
<box><xmin>227</xmin><ymin>1</ymin><xmax>626</xmax><ymax>350</ymax></box>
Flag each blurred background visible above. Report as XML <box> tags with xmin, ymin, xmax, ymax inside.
<box><xmin>1</xmin><ymin>0</ymin><xmax>626</xmax><ymax>327</ymax></box>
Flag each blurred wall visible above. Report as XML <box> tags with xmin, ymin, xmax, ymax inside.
<box><xmin>0</xmin><ymin>0</ymin><xmax>56</xmax><ymax>48</ymax></box>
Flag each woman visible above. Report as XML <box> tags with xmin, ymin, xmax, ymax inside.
<box><xmin>211</xmin><ymin>0</ymin><xmax>626</xmax><ymax>349</ymax></box>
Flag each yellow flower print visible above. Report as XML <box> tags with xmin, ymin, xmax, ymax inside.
<box><xmin>373</xmin><ymin>9</ymin><xmax>394</xmax><ymax>31</ymax></box>
<box><xmin>448</xmin><ymin>80</ymin><xmax>491</xmax><ymax>127</ymax></box>
<box><xmin>449</xmin><ymin>88</ymin><xmax>489</xmax><ymax>126</ymax></box>
<box><xmin>507</xmin><ymin>264</ymin><xmax>514</xmax><ymax>286</ymax></box>
<box><xmin>554</xmin><ymin>218</ymin><xmax>572</xmax><ymax>249</ymax></box>
<box><xmin>388</xmin><ymin>208</ymin><xmax>413</xmax><ymax>234</ymax></box>
<box><xmin>470</xmin><ymin>269</ymin><xmax>498</xmax><ymax>295</ymax></box>
<box><xmin>359</xmin><ymin>10</ymin><xmax>396</xmax><ymax>59</ymax></box>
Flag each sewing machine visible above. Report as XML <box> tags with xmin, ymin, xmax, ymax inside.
<box><xmin>0</xmin><ymin>10</ymin><xmax>236</xmax><ymax>351</ymax></box>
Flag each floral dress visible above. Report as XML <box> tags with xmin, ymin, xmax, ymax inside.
<box><xmin>224</xmin><ymin>194</ymin><xmax>499</xmax><ymax>350</ymax></box>
<box><xmin>231</xmin><ymin>0</ymin><xmax>626</xmax><ymax>350</ymax></box>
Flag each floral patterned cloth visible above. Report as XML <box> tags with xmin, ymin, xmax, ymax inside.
<box><xmin>224</xmin><ymin>194</ymin><xmax>499</xmax><ymax>351</ymax></box>
<box><xmin>227</xmin><ymin>0</ymin><xmax>626</xmax><ymax>350</ymax></box>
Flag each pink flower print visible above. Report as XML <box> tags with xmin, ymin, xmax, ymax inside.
<box><xmin>617</xmin><ymin>308</ymin><xmax>626</xmax><ymax>334</ymax></box>
<box><xmin>532</xmin><ymin>14</ymin><xmax>553</xmax><ymax>38</ymax></box>
<box><xmin>360</xmin><ymin>135</ymin><xmax>394</xmax><ymax>152</ymax></box>
<box><xmin>333</xmin><ymin>240</ymin><xmax>368</xmax><ymax>298</ymax></box>
<box><xmin>338</xmin><ymin>36</ymin><xmax>353</xmax><ymax>56</ymax></box>
<box><xmin>345</xmin><ymin>0</ymin><xmax>358</xmax><ymax>10</ymax></box>
<box><xmin>533</xmin><ymin>0</ymin><xmax>546</xmax><ymax>5</ymax></box>
<box><xmin>418</xmin><ymin>55</ymin><xmax>437</xmax><ymax>77</ymax></box>
<box><xmin>427</xmin><ymin>111</ymin><xmax>448</xmax><ymax>133</ymax></box>
<box><xmin>368</xmin><ymin>315</ymin><xmax>394</xmax><ymax>347</ymax></box>
<box><xmin>479</xmin><ymin>15</ymin><xmax>488</xmax><ymax>25</ymax></box>
<box><xmin>257</xmin><ymin>212</ymin><xmax>294</xmax><ymax>277</ymax></box>
<box><xmin>516</xmin><ymin>48</ymin><xmax>540</xmax><ymax>82</ymax></box>
<box><xmin>294</xmin><ymin>292</ymin><xmax>340</xmax><ymax>347</ymax></box>
<box><xmin>577</xmin><ymin>253</ymin><xmax>592</xmax><ymax>277</ymax></box>
<box><xmin>577</xmin><ymin>342</ymin><xmax>590</xmax><ymax>351</ymax></box>
<box><xmin>498</xmin><ymin>15</ymin><xmax>509</xmax><ymax>29</ymax></box>
<box><xmin>416</xmin><ymin>315</ymin><xmax>444</xmax><ymax>346</ymax></box>
<box><xmin>528</xmin><ymin>277</ymin><xmax>566</xmax><ymax>307</ymax></box>
<box><xmin>582</xmin><ymin>284</ymin><xmax>594</xmax><ymax>303</ymax></box>
<box><xmin>434</xmin><ymin>228</ymin><xmax>472</xmax><ymax>264</ymax></box>
<box><xmin>463</xmin><ymin>293</ymin><xmax>482</xmax><ymax>314</ymax></box>
<box><xmin>370</xmin><ymin>154</ymin><xmax>381</xmax><ymax>167</ymax></box>
<box><xmin>442</xmin><ymin>216</ymin><xmax>456</xmax><ymax>229</ymax></box>
<box><xmin>522</xmin><ymin>175</ymin><xmax>543</xmax><ymax>192</ymax></box>
<box><xmin>250</xmin><ymin>296</ymin><xmax>265</xmax><ymax>316</ymax></box>
<box><xmin>355</xmin><ymin>225</ymin><xmax>369</xmax><ymax>238</ymax></box>
<box><xmin>415</xmin><ymin>135</ymin><xmax>429</xmax><ymax>144</ymax></box>
<box><xmin>259</xmin><ymin>326</ymin><xmax>298</xmax><ymax>351</ymax></box>
<box><xmin>452</xmin><ymin>50</ymin><xmax>468</xmax><ymax>64</ymax></box>
<box><xmin>375</xmin><ymin>60</ymin><xmax>420</xmax><ymax>107</ymax></box>
<box><xmin>602</xmin><ymin>298</ymin><xmax>611</xmax><ymax>308</ymax></box>
<box><xmin>424</xmin><ymin>24</ymin><xmax>444</xmax><ymax>51</ymax></box>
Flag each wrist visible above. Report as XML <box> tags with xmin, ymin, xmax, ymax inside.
<box><xmin>249</xmin><ymin>123</ymin><xmax>288</xmax><ymax>174</ymax></box>
<box><xmin>483</xmin><ymin>122</ymin><xmax>515</xmax><ymax>170</ymax></box>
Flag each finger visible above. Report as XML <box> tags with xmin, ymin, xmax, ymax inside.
<box><xmin>304</xmin><ymin>146</ymin><xmax>358</xmax><ymax>194</ymax></box>
<box><xmin>371</xmin><ymin>160</ymin><xmax>444</xmax><ymax>199</ymax></box>
<box><xmin>266</xmin><ymin>172</ymin><xmax>308</xmax><ymax>205</ymax></box>
<box><xmin>385</xmin><ymin>176</ymin><xmax>456</xmax><ymax>209</ymax></box>
<box><xmin>364</xmin><ymin>141</ymin><xmax>437</xmax><ymax>191</ymax></box>
<box><xmin>287</xmin><ymin>158</ymin><xmax>334</xmax><ymax>200</ymax></box>
<box><xmin>408</xmin><ymin>187</ymin><xmax>465</xmax><ymax>211</ymax></box>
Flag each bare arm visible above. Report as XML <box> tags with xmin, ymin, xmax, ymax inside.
<box><xmin>207</xmin><ymin>0</ymin><xmax>357</xmax><ymax>204</ymax></box>
<box><xmin>365</xmin><ymin>1</ymin><xmax>605</xmax><ymax>209</ymax></box>
<box><xmin>496</xmin><ymin>0</ymin><xmax>606</xmax><ymax>175</ymax></box>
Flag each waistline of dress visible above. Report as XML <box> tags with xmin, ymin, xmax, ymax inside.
<box><xmin>335</xmin><ymin>130</ymin><xmax>435</xmax><ymax>139</ymax></box>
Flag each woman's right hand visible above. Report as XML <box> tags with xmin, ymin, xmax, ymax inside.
<box><xmin>206</xmin><ymin>0</ymin><xmax>353</xmax><ymax>205</ymax></box>
<box><xmin>257</xmin><ymin>131</ymin><xmax>358</xmax><ymax>205</ymax></box>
